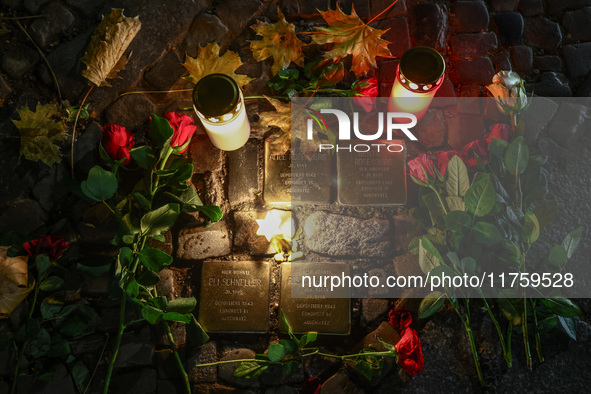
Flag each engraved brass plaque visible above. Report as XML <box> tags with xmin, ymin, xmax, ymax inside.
<box><xmin>337</xmin><ymin>139</ymin><xmax>406</xmax><ymax>205</ymax></box>
<box><xmin>264</xmin><ymin>141</ymin><xmax>332</xmax><ymax>204</ymax></box>
<box><xmin>198</xmin><ymin>261</ymin><xmax>270</xmax><ymax>333</ymax></box>
<box><xmin>280</xmin><ymin>262</ymin><xmax>350</xmax><ymax>335</ymax></box>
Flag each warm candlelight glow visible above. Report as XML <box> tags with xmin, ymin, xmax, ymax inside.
<box><xmin>388</xmin><ymin>47</ymin><xmax>445</xmax><ymax>122</ymax></box>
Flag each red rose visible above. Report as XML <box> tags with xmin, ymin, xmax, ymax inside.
<box><xmin>353</xmin><ymin>76</ymin><xmax>378</xmax><ymax>112</ymax></box>
<box><xmin>101</xmin><ymin>124</ymin><xmax>135</xmax><ymax>165</ymax></box>
<box><xmin>408</xmin><ymin>154</ymin><xmax>435</xmax><ymax>183</ymax></box>
<box><xmin>301</xmin><ymin>376</ymin><xmax>321</xmax><ymax>394</ymax></box>
<box><xmin>436</xmin><ymin>150</ymin><xmax>460</xmax><ymax>176</ymax></box>
<box><xmin>395</xmin><ymin>327</ymin><xmax>424</xmax><ymax>376</ymax></box>
<box><xmin>485</xmin><ymin>123</ymin><xmax>511</xmax><ymax>149</ymax></box>
<box><xmin>389</xmin><ymin>306</ymin><xmax>412</xmax><ymax>330</ymax></box>
<box><xmin>163</xmin><ymin>112</ymin><xmax>197</xmax><ymax>154</ymax></box>
<box><xmin>23</xmin><ymin>235</ymin><xmax>69</xmax><ymax>261</ymax></box>
<box><xmin>461</xmin><ymin>137</ymin><xmax>489</xmax><ymax>167</ymax></box>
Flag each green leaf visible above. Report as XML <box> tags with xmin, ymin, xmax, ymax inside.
<box><xmin>148</xmin><ymin>296</ymin><xmax>168</xmax><ymax>310</ymax></box>
<box><xmin>233</xmin><ymin>361</ymin><xmax>268</xmax><ymax>378</ymax></box>
<box><xmin>465</xmin><ymin>172</ymin><xmax>496</xmax><ymax>217</ymax></box>
<box><xmin>562</xmin><ymin>227</ymin><xmax>583</xmax><ymax>259</ymax></box>
<box><xmin>163</xmin><ymin>312</ymin><xmax>191</xmax><ymax>324</ymax></box>
<box><xmin>522</xmin><ymin>211</ymin><xmax>540</xmax><ymax>244</ymax></box>
<box><xmin>130</xmin><ymin>146</ymin><xmax>157</xmax><ymax>169</ymax></box>
<box><xmin>136</xmin><ymin>270</ymin><xmax>160</xmax><ymax>286</ymax></box>
<box><xmin>504</xmin><ymin>136</ymin><xmax>529</xmax><ymax>175</ymax></box>
<box><xmin>194</xmin><ymin>205</ymin><xmax>223</xmax><ymax>222</ymax></box>
<box><xmin>30</xmin><ymin>328</ymin><xmax>51</xmax><ymax>358</ymax></box>
<box><xmin>48</xmin><ymin>338</ymin><xmax>71</xmax><ymax>358</ymax></box>
<box><xmin>489</xmin><ymin>138</ymin><xmax>508</xmax><ymax>160</ymax></box>
<box><xmin>422</xmin><ymin>190</ymin><xmax>446</xmax><ymax>217</ymax></box>
<box><xmin>497</xmin><ymin>298</ymin><xmax>521</xmax><ymax>325</ymax></box>
<box><xmin>81</xmin><ymin>165</ymin><xmax>117</xmax><ymax>202</ymax></box>
<box><xmin>300</xmin><ymin>332</ymin><xmax>317</xmax><ymax>347</ymax></box>
<box><xmin>167</xmin><ymin>297</ymin><xmax>197</xmax><ymax>314</ymax></box>
<box><xmin>268</xmin><ymin>343</ymin><xmax>286</xmax><ymax>363</ymax></box>
<box><xmin>140</xmin><ymin>203</ymin><xmax>180</xmax><ymax>236</ymax></box>
<box><xmin>546</xmin><ymin>244</ymin><xmax>568</xmax><ymax>268</ymax></box>
<box><xmin>118</xmin><ymin>247</ymin><xmax>133</xmax><ymax>268</ymax></box>
<box><xmin>540</xmin><ymin>297</ymin><xmax>581</xmax><ymax>317</ymax></box>
<box><xmin>533</xmin><ymin>200</ymin><xmax>558</xmax><ymax>229</ymax></box>
<box><xmin>126</xmin><ymin>277</ymin><xmax>139</xmax><ymax>298</ymax></box>
<box><xmin>279</xmin><ymin>339</ymin><xmax>298</xmax><ymax>355</ymax></box>
<box><xmin>139</xmin><ymin>246</ymin><xmax>173</xmax><ymax>272</ymax></box>
<box><xmin>149</xmin><ymin>113</ymin><xmax>174</xmax><ymax>152</ymax></box>
<box><xmin>558</xmin><ymin>316</ymin><xmax>577</xmax><ymax>340</ymax></box>
<box><xmin>445</xmin><ymin>196</ymin><xmax>466</xmax><ymax>212</ymax></box>
<box><xmin>133</xmin><ymin>192</ymin><xmax>151</xmax><ymax>211</ymax></box>
<box><xmin>39</xmin><ymin>276</ymin><xmax>64</xmax><ymax>292</ymax></box>
<box><xmin>419</xmin><ymin>237</ymin><xmax>442</xmax><ymax>275</ymax></box>
<box><xmin>187</xmin><ymin>315</ymin><xmax>209</xmax><ymax>346</ymax></box>
<box><xmin>70</xmin><ymin>360</ymin><xmax>90</xmax><ymax>393</ymax></box>
<box><xmin>444</xmin><ymin>211</ymin><xmax>471</xmax><ymax>232</ymax></box>
<box><xmin>418</xmin><ymin>291</ymin><xmax>445</xmax><ymax>318</ymax></box>
<box><xmin>473</xmin><ymin>221</ymin><xmax>502</xmax><ymax>246</ymax></box>
<box><xmin>40</xmin><ymin>302</ymin><xmax>63</xmax><ymax>320</ymax></box>
<box><xmin>36</xmin><ymin>254</ymin><xmax>52</xmax><ymax>276</ymax></box>
<box><xmin>460</xmin><ymin>257</ymin><xmax>477</xmax><ymax>274</ymax></box>
<box><xmin>142</xmin><ymin>304</ymin><xmax>163</xmax><ymax>324</ymax></box>
<box><xmin>445</xmin><ymin>155</ymin><xmax>469</xmax><ymax>197</ymax></box>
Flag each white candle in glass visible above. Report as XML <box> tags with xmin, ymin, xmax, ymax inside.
<box><xmin>388</xmin><ymin>47</ymin><xmax>445</xmax><ymax>122</ymax></box>
<box><xmin>193</xmin><ymin>73</ymin><xmax>250</xmax><ymax>151</ymax></box>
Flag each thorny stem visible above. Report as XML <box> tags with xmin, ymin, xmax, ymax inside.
<box><xmin>70</xmin><ymin>85</ymin><xmax>95</xmax><ymax>178</ymax></box>
<box><xmin>193</xmin><ymin>350</ymin><xmax>396</xmax><ymax>369</ymax></box>
<box><xmin>480</xmin><ymin>295</ymin><xmax>512</xmax><ymax>367</ymax></box>
<box><xmin>464</xmin><ymin>299</ymin><xmax>486</xmax><ymax>386</ymax></box>
<box><xmin>163</xmin><ymin>321</ymin><xmax>191</xmax><ymax>393</ymax></box>
<box><xmin>530</xmin><ymin>299</ymin><xmax>544</xmax><ymax>363</ymax></box>
<box><xmin>522</xmin><ymin>302</ymin><xmax>532</xmax><ymax>370</ymax></box>
<box><xmin>102</xmin><ymin>237</ymin><xmax>144</xmax><ymax>394</ymax></box>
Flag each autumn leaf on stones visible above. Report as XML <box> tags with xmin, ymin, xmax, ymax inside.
<box><xmin>311</xmin><ymin>3</ymin><xmax>392</xmax><ymax>77</ymax></box>
<box><xmin>250</xmin><ymin>8</ymin><xmax>306</xmax><ymax>76</ymax></box>
<box><xmin>0</xmin><ymin>246</ymin><xmax>34</xmax><ymax>319</ymax></box>
<box><xmin>12</xmin><ymin>103</ymin><xmax>69</xmax><ymax>166</ymax></box>
<box><xmin>81</xmin><ymin>9</ymin><xmax>141</xmax><ymax>87</ymax></box>
<box><xmin>183</xmin><ymin>42</ymin><xmax>252</xmax><ymax>88</ymax></box>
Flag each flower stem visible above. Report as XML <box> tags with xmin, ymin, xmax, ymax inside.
<box><xmin>530</xmin><ymin>299</ymin><xmax>544</xmax><ymax>363</ymax></box>
<box><xmin>102</xmin><ymin>293</ymin><xmax>127</xmax><ymax>394</ymax></box>
<box><xmin>480</xmin><ymin>296</ymin><xmax>511</xmax><ymax>367</ymax></box>
<box><xmin>464</xmin><ymin>299</ymin><xmax>485</xmax><ymax>386</ymax></box>
<box><xmin>163</xmin><ymin>321</ymin><xmax>191</xmax><ymax>393</ymax></box>
<box><xmin>522</xmin><ymin>301</ymin><xmax>532</xmax><ymax>370</ymax></box>
<box><xmin>506</xmin><ymin>323</ymin><xmax>513</xmax><ymax>364</ymax></box>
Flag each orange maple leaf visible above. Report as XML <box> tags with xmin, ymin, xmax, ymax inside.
<box><xmin>250</xmin><ymin>8</ymin><xmax>306</xmax><ymax>75</ymax></box>
<box><xmin>311</xmin><ymin>3</ymin><xmax>392</xmax><ymax>77</ymax></box>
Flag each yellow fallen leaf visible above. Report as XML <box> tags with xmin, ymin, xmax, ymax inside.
<box><xmin>81</xmin><ymin>9</ymin><xmax>141</xmax><ymax>87</ymax></box>
<box><xmin>0</xmin><ymin>246</ymin><xmax>34</xmax><ymax>319</ymax></box>
<box><xmin>250</xmin><ymin>8</ymin><xmax>306</xmax><ymax>75</ymax></box>
<box><xmin>311</xmin><ymin>3</ymin><xmax>392</xmax><ymax>77</ymax></box>
<box><xmin>183</xmin><ymin>42</ymin><xmax>252</xmax><ymax>88</ymax></box>
<box><xmin>13</xmin><ymin>103</ymin><xmax>68</xmax><ymax>167</ymax></box>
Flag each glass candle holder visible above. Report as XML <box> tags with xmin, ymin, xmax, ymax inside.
<box><xmin>388</xmin><ymin>47</ymin><xmax>445</xmax><ymax>122</ymax></box>
<box><xmin>192</xmin><ymin>73</ymin><xmax>250</xmax><ymax>151</ymax></box>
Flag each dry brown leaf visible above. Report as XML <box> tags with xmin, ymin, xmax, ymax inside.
<box><xmin>0</xmin><ymin>246</ymin><xmax>34</xmax><ymax>319</ymax></box>
<box><xmin>311</xmin><ymin>3</ymin><xmax>392</xmax><ymax>77</ymax></box>
<box><xmin>183</xmin><ymin>42</ymin><xmax>252</xmax><ymax>88</ymax></box>
<box><xmin>81</xmin><ymin>9</ymin><xmax>141</xmax><ymax>87</ymax></box>
<box><xmin>250</xmin><ymin>8</ymin><xmax>306</xmax><ymax>75</ymax></box>
<box><xmin>13</xmin><ymin>103</ymin><xmax>68</xmax><ymax>167</ymax></box>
